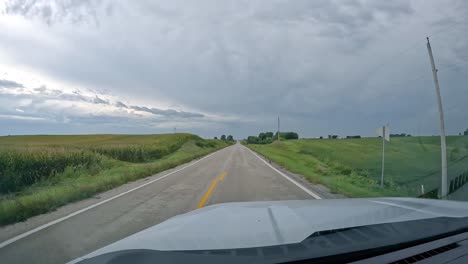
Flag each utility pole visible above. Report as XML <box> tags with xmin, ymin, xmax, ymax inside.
<box><xmin>376</xmin><ymin>124</ymin><xmax>389</xmax><ymax>187</ymax></box>
<box><xmin>426</xmin><ymin>37</ymin><xmax>448</xmax><ymax>198</ymax></box>
<box><xmin>381</xmin><ymin>125</ymin><xmax>386</xmax><ymax>187</ymax></box>
<box><xmin>277</xmin><ymin>116</ymin><xmax>280</xmax><ymax>141</ymax></box>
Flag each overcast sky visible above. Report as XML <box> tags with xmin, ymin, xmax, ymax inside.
<box><xmin>0</xmin><ymin>0</ymin><xmax>467</xmax><ymax>139</ymax></box>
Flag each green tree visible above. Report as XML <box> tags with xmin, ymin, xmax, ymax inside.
<box><xmin>283</xmin><ymin>132</ymin><xmax>299</xmax><ymax>139</ymax></box>
<box><xmin>227</xmin><ymin>135</ymin><xmax>234</xmax><ymax>141</ymax></box>
<box><xmin>258</xmin><ymin>133</ymin><xmax>266</xmax><ymax>140</ymax></box>
<box><xmin>265</xmin><ymin>132</ymin><xmax>274</xmax><ymax>138</ymax></box>
<box><xmin>276</xmin><ymin>132</ymin><xmax>299</xmax><ymax>140</ymax></box>
<box><xmin>247</xmin><ymin>136</ymin><xmax>260</xmax><ymax>144</ymax></box>
<box><xmin>220</xmin><ymin>135</ymin><xmax>226</xmax><ymax>140</ymax></box>
<box><xmin>214</xmin><ymin>136</ymin><xmax>218</xmax><ymax>140</ymax></box>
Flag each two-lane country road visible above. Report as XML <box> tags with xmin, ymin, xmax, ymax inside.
<box><xmin>0</xmin><ymin>143</ymin><xmax>321</xmax><ymax>264</ymax></box>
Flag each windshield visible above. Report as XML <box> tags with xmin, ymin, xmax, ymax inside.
<box><xmin>0</xmin><ymin>1</ymin><xmax>467</xmax><ymax>264</ymax></box>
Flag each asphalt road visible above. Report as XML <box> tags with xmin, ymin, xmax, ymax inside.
<box><xmin>0</xmin><ymin>143</ymin><xmax>320</xmax><ymax>264</ymax></box>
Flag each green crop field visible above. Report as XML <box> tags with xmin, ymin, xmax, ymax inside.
<box><xmin>0</xmin><ymin>134</ymin><xmax>231</xmax><ymax>225</ymax></box>
<box><xmin>247</xmin><ymin>136</ymin><xmax>468</xmax><ymax>198</ymax></box>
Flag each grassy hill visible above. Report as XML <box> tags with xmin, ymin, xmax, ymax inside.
<box><xmin>247</xmin><ymin>136</ymin><xmax>468</xmax><ymax>198</ymax></box>
<box><xmin>0</xmin><ymin>134</ymin><xmax>230</xmax><ymax>225</ymax></box>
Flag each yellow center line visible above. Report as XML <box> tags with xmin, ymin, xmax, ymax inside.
<box><xmin>219</xmin><ymin>171</ymin><xmax>227</xmax><ymax>181</ymax></box>
<box><xmin>196</xmin><ymin>171</ymin><xmax>227</xmax><ymax>209</ymax></box>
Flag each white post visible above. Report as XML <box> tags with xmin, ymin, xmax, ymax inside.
<box><xmin>381</xmin><ymin>126</ymin><xmax>385</xmax><ymax>187</ymax></box>
<box><xmin>426</xmin><ymin>37</ymin><xmax>448</xmax><ymax>198</ymax></box>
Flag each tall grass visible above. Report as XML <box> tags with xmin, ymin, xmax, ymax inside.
<box><xmin>247</xmin><ymin>136</ymin><xmax>468</xmax><ymax>198</ymax></box>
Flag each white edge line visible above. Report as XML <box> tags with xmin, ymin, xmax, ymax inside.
<box><xmin>244</xmin><ymin>146</ymin><xmax>322</xmax><ymax>200</ymax></box>
<box><xmin>0</xmin><ymin>148</ymin><xmax>226</xmax><ymax>249</ymax></box>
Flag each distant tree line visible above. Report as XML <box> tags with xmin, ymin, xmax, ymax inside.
<box><xmin>246</xmin><ymin>131</ymin><xmax>298</xmax><ymax>144</ymax></box>
<box><xmin>247</xmin><ymin>131</ymin><xmax>274</xmax><ymax>144</ymax></box>
<box><xmin>317</xmin><ymin>133</ymin><xmax>412</xmax><ymax>140</ymax></box>
<box><xmin>346</xmin><ymin>135</ymin><xmax>361</xmax><ymax>139</ymax></box>
<box><xmin>280</xmin><ymin>132</ymin><xmax>299</xmax><ymax>140</ymax></box>
<box><xmin>390</xmin><ymin>133</ymin><xmax>412</xmax><ymax>137</ymax></box>
<box><xmin>464</xmin><ymin>129</ymin><xmax>468</xmax><ymax>136</ymax></box>
<box><xmin>215</xmin><ymin>134</ymin><xmax>234</xmax><ymax>142</ymax></box>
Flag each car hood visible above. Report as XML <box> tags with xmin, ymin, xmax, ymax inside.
<box><xmin>71</xmin><ymin>197</ymin><xmax>468</xmax><ymax>263</ymax></box>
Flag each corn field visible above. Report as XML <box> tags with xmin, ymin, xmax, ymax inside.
<box><xmin>0</xmin><ymin>134</ymin><xmax>199</xmax><ymax>194</ymax></box>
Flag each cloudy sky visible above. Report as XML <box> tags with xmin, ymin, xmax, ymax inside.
<box><xmin>0</xmin><ymin>0</ymin><xmax>467</xmax><ymax>139</ymax></box>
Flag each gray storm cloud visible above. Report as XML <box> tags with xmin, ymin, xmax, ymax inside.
<box><xmin>0</xmin><ymin>0</ymin><xmax>467</xmax><ymax>137</ymax></box>
<box><xmin>0</xmin><ymin>80</ymin><xmax>208</xmax><ymax>127</ymax></box>
<box><xmin>0</xmin><ymin>79</ymin><xmax>24</xmax><ymax>88</ymax></box>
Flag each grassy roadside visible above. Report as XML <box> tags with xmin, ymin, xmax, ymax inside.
<box><xmin>246</xmin><ymin>136</ymin><xmax>468</xmax><ymax>198</ymax></box>
<box><xmin>0</xmin><ymin>135</ymin><xmax>231</xmax><ymax>226</ymax></box>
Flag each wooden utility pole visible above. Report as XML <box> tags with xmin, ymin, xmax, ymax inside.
<box><xmin>426</xmin><ymin>37</ymin><xmax>448</xmax><ymax>198</ymax></box>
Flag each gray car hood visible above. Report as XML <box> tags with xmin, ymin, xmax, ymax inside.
<box><xmin>71</xmin><ymin>198</ymin><xmax>468</xmax><ymax>263</ymax></box>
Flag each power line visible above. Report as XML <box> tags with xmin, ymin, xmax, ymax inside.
<box><xmin>349</xmin><ymin>40</ymin><xmax>422</xmax><ymax>90</ymax></box>
<box><xmin>438</xmin><ymin>58</ymin><xmax>468</xmax><ymax>69</ymax></box>
<box><xmin>429</xmin><ymin>18</ymin><xmax>468</xmax><ymax>40</ymax></box>
<box><xmin>348</xmin><ymin>18</ymin><xmax>468</xmax><ymax>92</ymax></box>
<box><xmin>381</xmin><ymin>72</ymin><xmax>430</xmax><ymax>91</ymax></box>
